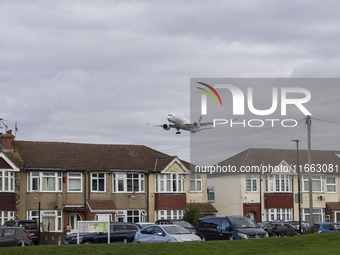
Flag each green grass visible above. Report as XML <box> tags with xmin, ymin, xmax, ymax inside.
<box><xmin>1</xmin><ymin>233</ymin><xmax>340</xmax><ymax>255</ymax></box>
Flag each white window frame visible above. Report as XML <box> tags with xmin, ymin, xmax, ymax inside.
<box><xmin>0</xmin><ymin>211</ymin><xmax>14</xmax><ymax>226</ymax></box>
<box><xmin>303</xmin><ymin>208</ymin><xmax>324</xmax><ymax>223</ymax></box>
<box><xmin>266</xmin><ymin>208</ymin><xmax>292</xmax><ymax>221</ymax></box>
<box><xmin>326</xmin><ymin>176</ymin><xmax>336</xmax><ymax>193</ymax></box>
<box><xmin>67</xmin><ymin>172</ymin><xmax>83</xmax><ymax>193</ymax></box>
<box><xmin>28</xmin><ymin>210</ymin><xmax>62</xmax><ymax>232</ymax></box>
<box><xmin>114</xmin><ymin>210</ymin><xmax>146</xmax><ymax>223</ymax></box>
<box><xmin>91</xmin><ymin>173</ymin><xmax>106</xmax><ymax>192</ymax></box>
<box><xmin>155</xmin><ymin>210</ymin><xmax>184</xmax><ymax>221</ymax></box>
<box><xmin>246</xmin><ymin>175</ymin><xmax>258</xmax><ymax>192</ymax></box>
<box><xmin>155</xmin><ymin>174</ymin><xmax>185</xmax><ymax>193</ymax></box>
<box><xmin>207</xmin><ymin>186</ymin><xmax>215</xmax><ymax>202</ymax></box>
<box><xmin>0</xmin><ymin>170</ymin><xmax>14</xmax><ymax>192</ymax></box>
<box><xmin>190</xmin><ymin>174</ymin><xmax>202</xmax><ymax>192</ymax></box>
<box><xmin>265</xmin><ymin>174</ymin><xmax>292</xmax><ymax>193</ymax></box>
<box><xmin>301</xmin><ymin>175</ymin><xmax>324</xmax><ymax>192</ymax></box>
<box><xmin>112</xmin><ymin>173</ymin><xmax>145</xmax><ymax>193</ymax></box>
<box><xmin>27</xmin><ymin>172</ymin><xmax>62</xmax><ymax>192</ymax></box>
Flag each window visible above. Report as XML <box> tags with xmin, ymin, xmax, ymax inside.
<box><xmin>0</xmin><ymin>171</ymin><xmax>14</xmax><ymax>192</ymax></box>
<box><xmin>155</xmin><ymin>210</ymin><xmax>184</xmax><ymax>221</ymax></box>
<box><xmin>28</xmin><ymin>172</ymin><xmax>62</xmax><ymax>192</ymax></box>
<box><xmin>326</xmin><ymin>177</ymin><xmax>336</xmax><ymax>193</ymax></box>
<box><xmin>0</xmin><ymin>211</ymin><xmax>14</xmax><ymax>226</ymax></box>
<box><xmin>155</xmin><ymin>174</ymin><xmax>185</xmax><ymax>193</ymax></box>
<box><xmin>265</xmin><ymin>175</ymin><xmax>292</xmax><ymax>192</ymax></box>
<box><xmin>29</xmin><ymin>210</ymin><xmax>62</xmax><ymax>232</ymax></box>
<box><xmin>67</xmin><ymin>173</ymin><xmax>82</xmax><ymax>192</ymax></box>
<box><xmin>246</xmin><ymin>175</ymin><xmax>258</xmax><ymax>192</ymax></box>
<box><xmin>114</xmin><ymin>210</ymin><xmax>146</xmax><ymax>223</ymax></box>
<box><xmin>91</xmin><ymin>173</ymin><xmax>106</xmax><ymax>192</ymax></box>
<box><xmin>112</xmin><ymin>173</ymin><xmax>145</xmax><ymax>193</ymax></box>
<box><xmin>303</xmin><ymin>208</ymin><xmax>324</xmax><ymax>223</ymax></box>
<box><xmin>207</xmin><ymin>186</ymin><xmax>215</xmax><ymax>202</ymax></box>
<box><xmin>301</xmin><ymin>175</ymin><xmax>324</xmax><ymax>192</ymax></box>
<box><xmin>266</xmin><ymin>208</ymin><xmax>292</xmax><ymax>221</ymax></box>
<box><xmin>190</xmin><ymin>174</ymin><xmax>202</xmax><ymax>192</ymax></box>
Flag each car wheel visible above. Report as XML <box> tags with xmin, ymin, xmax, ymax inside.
<box><xmin>83</xmin><ymin>240</ymin><xmax>95</xmax><ymax>244</ymax></box>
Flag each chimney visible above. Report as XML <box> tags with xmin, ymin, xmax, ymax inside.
<box><xmin>0</xmin><ymin>130</ymin><xmax>15</xmax><ymax>152</ymax></box>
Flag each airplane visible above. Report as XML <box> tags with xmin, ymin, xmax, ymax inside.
<box><xmin>159</xmin><ymin>113</ymin><xmax>213</xmax><ymax>134</ymax></box>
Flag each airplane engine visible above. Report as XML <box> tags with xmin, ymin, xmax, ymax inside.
<box><xmin>163</xmin><ymin>124</ymin><xmax>171</xmax><ymax>131</ymax></box>
<box><xmin>193</xmin><ymin>122</ymin><xmax>200</xmax><ymax>129</ymax></box>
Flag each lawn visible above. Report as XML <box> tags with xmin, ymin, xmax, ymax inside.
<box><xmin>1</xmin><ymin>233</ymin><xmax>340</xmax><ymax>255</ymax></box>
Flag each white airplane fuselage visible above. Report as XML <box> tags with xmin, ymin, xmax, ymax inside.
<box><xmin>167</xmin><ymin>113</ymin><xmax>190</xmax><ymax>131</ymax></box>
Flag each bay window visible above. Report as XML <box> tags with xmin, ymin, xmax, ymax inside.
<box><xmin>0</xmin><ymin>171</ymin><xmax>14</xmax><ymax>192</ymax></box>
<box><xmin>28</xmin><ymin>210</ymin><xmax>62</xmax><ymax>232</ymax></box>
<box><xmin>265</xmin><ymin>174</ymin><xmax>292</xmax><ymax>192</ymax></box>
<box><xmin>155</xmin><ymin>174</ymin><xmax>185</xmax><ymax>193</ymax></box>
<box><xmin>266</xmin><ymin>208</ymin><xmax>292</xmax><ymax>221</ymax></box>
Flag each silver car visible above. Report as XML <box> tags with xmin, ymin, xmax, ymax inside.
<box><xmin>134</xmin><ymin>224</ymin><xmax>201</xmax><ymax>243</ymax></box>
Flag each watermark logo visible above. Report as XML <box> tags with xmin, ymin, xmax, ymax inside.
<box><xmin>199</xmin><ymin>83</ymin><xmax>312</xmax><ymax>116</ymax></box>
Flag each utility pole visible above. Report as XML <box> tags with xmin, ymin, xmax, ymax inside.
<box><xmin>307</xmin><ymin>115</ymin><xmax>313</xmax><ymax>228</ymax></box>
<box><xmin>291</xmin><ymin>139</ymin><xmax>301</xmax><ymax>235</ymax></box>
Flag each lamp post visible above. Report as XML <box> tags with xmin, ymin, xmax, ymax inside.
<box><xmin>291</xmin><ymin>139</ymin><xmax>302</xmax><ymax>235</ymax></box>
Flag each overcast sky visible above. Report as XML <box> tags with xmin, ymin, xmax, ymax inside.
<box><xmin>1</xmin><ymin>0</ymin><xmax>340</xmax><ymax>163</ymax></box>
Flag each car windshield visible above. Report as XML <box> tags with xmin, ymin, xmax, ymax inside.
<box><xmin>172</xmin><ymin>221</ymin><xmax>194</xmax><ymax>228</ymax></box>
<box><xmin>162</xmin><ymin>225</ymin><xmax>191</xmax><ymax>235</ymax></box>
<box><xmin>230</xmin><ymin>218</ymin><xmax>258</xmax><ymax>228</ymax></box>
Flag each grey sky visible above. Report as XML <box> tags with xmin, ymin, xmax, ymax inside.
<box><xmin>1</xmin><ymin>0</ymin><xmax>340</xmax><ymax>163</ymax></box>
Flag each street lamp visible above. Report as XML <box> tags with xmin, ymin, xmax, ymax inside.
<box><xmin>291</xmin><ymin>139</ymin><xmax>302</xmax><ymax>235</ymax></box>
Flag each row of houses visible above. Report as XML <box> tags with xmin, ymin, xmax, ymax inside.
<box><xmin>2</xmin><ymin>129</ymin><xmax>340</xmax><ymax>244</ymax></box>
<box><xmin>207</xmin><ymin>148</ymin><xmax>340</xmax><ymax>224</ymax></box>
<box><xmin>0</xmin><ymin>130</ymin><xmax>216</xmax><ymax>244</ymax></box>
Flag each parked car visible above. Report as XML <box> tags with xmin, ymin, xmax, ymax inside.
<box><xmin>0</xmin><ymin>227</ymin><xmax>34</xmax><ymax>247</ymax></box>
<box><xmin>286</xmin><ymin>221</ymin><xmax>310</xmax><ymax>233</ymax></box>
<box><xmin>155</xmin><ymin>219</ymin><xmax>196</xmax><ymax>233</ymax></box>
<box><xmin>64</xmin><ymin>222</ymin><xmax>139</xmax><ymax>244</ymax></box>
<box><xmin>135</xmin><ymin>222</ymin><xmax>155</xmax><ymax>229</ymax></box>
<box><xmin>3</xmin><ymin>220</ymin><xmax>39</xmax><ymax>245</ymax></box>
<box><xmin>196</xmin><ymin>216</ymin><xmax>268</xmax><ymax>240</ymax></box>
<box><xmin>258</xmin><ymin>222</ymin><xmax>298</xmax><ymax>237</ymax></box>
<box><xmin>314</xmin><ymin>223</ymin><xmax>340</xmax><ymax>233</ymax></box>
<box><xmin>134</xmin><ymin>224</ymin><xmax>201</xmax><ymax>243</ymax></box>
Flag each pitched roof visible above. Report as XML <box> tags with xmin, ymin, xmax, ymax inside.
<box><xmin>211</xmin><ymin>148</ymin><xmax>340</xmax><ymax>176</ymax></box>
<box><xmin>188</xmin><ymin>203</ymin><xmax>217</xmax><ymax>212</ymax></box>
<box><xmin>326</xmin><ymin>202</ymin><xmax>340</xmax><ymax>211</ymax></box>
<box><xmin>5</xmin><ymin>140</ymin><xmax>190</xmax><ymax>172</ymax></box>
<box><xmin>87</xmin><ymin>199</ymin><xmax>116</xmax><ymax>212</ymax></box>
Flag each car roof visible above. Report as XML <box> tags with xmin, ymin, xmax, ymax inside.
<box><xmin>315</xmin><ymin>222</ymin><xmax>340</xmax><ymax>225</ymax></box>
<box><xmin>0</xmin><ymin>227</ymin><xmax>25</xmax><ymax>229</ymax></box>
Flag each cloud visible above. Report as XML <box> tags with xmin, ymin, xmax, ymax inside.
<box><xmin>1</xmin><ymin>0</ymin><xmax>340</xmax><ymax>163</ymax></box>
